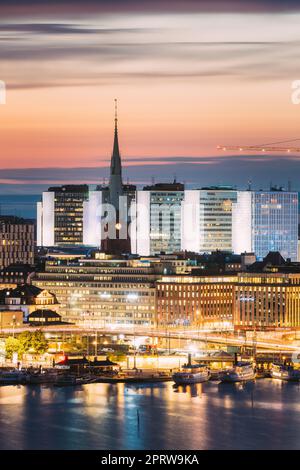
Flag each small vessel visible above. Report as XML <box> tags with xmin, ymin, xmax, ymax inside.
<box><xmin>219</xmin><ymin>362</ymin><xmax>256</xmax><ymax>383</ymax></box>
<box><xmin>172</xmin><ymin>364</ymin><xmax>210</xmax><ymax>385</ymax></box>
<box><xmin>54</xmin><ymin>374</ymin><xmax>97</xmax><ymax>386</ymax></box>
<box><xmin>270</xmin><ymin>363</ymin><xmax>300</xmax><ymax>382</ymax></box>
<box><xmin>26</xmin><ymin>371</ymin><xmax>58</xmax><ymax>384</ymax></box>
<box><xmin>0</xmin><ymin>370</ymin><xmax>27</xmax><ymax>385</ymax></box>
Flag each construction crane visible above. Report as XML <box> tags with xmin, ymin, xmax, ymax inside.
<box><xmin>217</xmin><ymin>138</ymin><xmax>300</xmax><ymax>153</ymax></box>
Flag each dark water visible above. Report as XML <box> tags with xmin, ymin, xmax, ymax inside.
<box><xmin>0</xmin><ymin>195</ymin><xmax>39</xmax><ymax>219</ymax></box>
<box><xmin>0</xmin><ymin>380</ymin><xmax>300</xmax><ymax>450</ymax></box>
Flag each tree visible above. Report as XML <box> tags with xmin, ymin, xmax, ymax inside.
<box><xmin>5</xmin><ymin>331</ymin><xmax>49</xmax><ymax>360</ymax></box>
<box><xmin>5</xmin><ymin>336</ymin><xmax>19</xmax><ymax>360</ymax></box>
<box><xmin>18</xmin><ymin>331</ymin><xmax>34</xmax><ymax>356</ymax></box>
<box><xmin>31</xmin><ymin>330</ymin><xmax>48</xmax><ymax>354</ymax></box>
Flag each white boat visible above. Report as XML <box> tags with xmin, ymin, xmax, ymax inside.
<box><xmin>172</xmin><ymin>364</ymin><xmax>210</xmax><ymax>385</ymax></box>
<box><xmin>219</xmin><ymin>362</ymin><xmax>256</xmax><ymax>383</ymax></box>
<box><xmin>270</xmin><ymin>363</ymin><xmax>300</xmax><ymax>382</ymax></box>
<box><xmin>0</xmin><ymin>370</ymin><xmax>27</xmax><ymax>385</ymax></box>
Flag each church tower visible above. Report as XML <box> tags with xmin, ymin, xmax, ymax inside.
<box><xmin>109</xmin><ymin>99</ymin><xmax>123</xmax><ymax>209</ymax></box>
<box><xmin>101</xmin><ymin>100</ymin><xmax>131</xmax><ymax>255</ymax></box>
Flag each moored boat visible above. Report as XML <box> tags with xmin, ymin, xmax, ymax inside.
<box><xmin>0</xmin><ymin>370</ymin><xmax>27</xmax><ymax>385</ymax></box>
<box><xmin>219</xmin><ymin>362</ymin><xmax>256</xmax><ymax>383</ymax></box>
<box><xmin>270</xmin><ymin>363</ymin><xmax>300</xmax><ymax>382</ymax></box>
<box><xmin>172</xmin><ymin>364</ymin><xmax>210</xmax><ymax>385</ymax></box>
<box><xmin>54</xmin><ymin>374</ymin><xmax>98</xmax><ymax>386</ymax></box>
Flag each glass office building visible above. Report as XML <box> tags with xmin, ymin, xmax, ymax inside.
<box><xmin>232</xmin><ymin>191</ymin><xmax>298</xmax><ymax>261</ymax></box>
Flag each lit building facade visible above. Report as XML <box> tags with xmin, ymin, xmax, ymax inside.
<box><xmin>0</xmin><ymin>284</ymin><xmax>59</xmax><ymax>320</ymax></box>
<box><xmin>181</xmin><ymin>187</ymin><xmax>237</xmax><ymax>253</ymax></box>
<box><xmin>234</xmin><ymin>273</ymin><xmax>300</xmax><ymax>329</ymax></box>
<box><xmin>232</xmin><ymin>191</ymin><xmax>298</xmax><ymax>261</ymax></box>
<box><xmin>132</xmin><ymin>182</ymin><xmax>184</xmax><ymax>256</ymax></box>
<box><xmin>32</xmin><ymin>257</ymin><xmax>163</xmax><ymax>327</ymax></box>
<box><xmin>37</xmin><ymin>185</ymin><xmax>89</xmax><ymax>247</ymax></box>
<box><xmin>0</xmin><ymin>216</ymin><xmax>34</xmax><ymax>268</ymax></box>
<box><xmin>156</xmin><ymin>275</ymin><xmax>236</xmax><ymax>328</ymax></box>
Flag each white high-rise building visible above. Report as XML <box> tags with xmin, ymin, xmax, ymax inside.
<box><xmin>232</xmin><ymin>190</ymin><xmax>298</xmax><ymax>260</ymax></box>
<box><xmin>181</xmin><ymin>187</ymin><xmax>237</xmax><ymax>253</ymax></box>
<box><xmin>131</xmin><ymin>182</ymin><xmax>184</xmax><ymax>256</ymax></box>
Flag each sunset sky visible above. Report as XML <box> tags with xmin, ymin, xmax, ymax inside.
<box><xmin>1</xmin><ymin>0</ymin><xmax>300</xmax><ymax>192</ymax></box>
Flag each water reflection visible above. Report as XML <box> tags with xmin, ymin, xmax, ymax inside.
<box><xmin>173</xmin><ymin>383</ymin><xmax>203</xmax><ymax>398</ymax></box>
<box><xmin>0</xmin><ymin>380</ymin><xmax>300</xmax><ymax>450</ymax></box>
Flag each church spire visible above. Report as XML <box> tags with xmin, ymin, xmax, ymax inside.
<box><xmin>111</xmin><ymin>98</ymin><xmax>122</xmax><ymax>177</ymax></box>
<box><xmin>109</xmin><ymin>99</ymin><xmax>123</xmax><ymax>208</ymax></box>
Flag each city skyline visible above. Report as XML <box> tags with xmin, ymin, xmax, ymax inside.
<box><xmin>2</xmin><ymin>0</ymin><xmax>300</xmax><ymax>193</ymax></box>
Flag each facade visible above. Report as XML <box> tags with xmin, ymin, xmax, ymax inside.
<box><xmin>0</xmin><ymin>216</ymin><xmax>34</xmax><ymax>268</ymax></box>
<box><xmin>37</xmin><ymin>185</ymin><xmax>89</xmax><ymax>246</ymax></box>
<box><xmin>234</xmin><ymin>273</ymin><xmax>300</xmax><ymax>329</ymax></box>
<box><xmin>132</xmin><ymin>182</ymin><xmax>184</xmax><ymax>256</ymax></box>
<box><xmin>0</xmin><ymin>264</ymin><xmax>36</xmax><ymax>287</ymax></box>
<box><xmin>32</xmin><ymin>256</ymin><xmax>165</xmax><ymax>327</ymax></box>
<box><xmin>0</xmin><ymin>310</ymin><xmax>23</xmax><ymax>329</ymax></box>
<box><xmin>181</xmin><ymin>187</ymin><xmax>237</xmax><ymax>253</ymax></box>
<box><xmin>156</xmin><ymin>275</ymin><xmax>236</xmax><ymax>329</ymax></box>
<box><xmin>27</xmin><ymin>309</ymin><xmax>62</xmax><ymax>325</ymax></box>
<box><xmin>0</xmin><ymin>284</ymin><xmax>59</xmax><ymax>320</ymax></box>
<box><xmin>232</xmin><ymin>190</ymin><xmax>298</xmax><ymax>261</ymax></box>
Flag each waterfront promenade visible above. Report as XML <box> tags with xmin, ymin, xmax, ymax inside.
<box><xmin>0</xmin><ymin>324</ymin><xmax>299</xmax><ymax>353</ymax></box>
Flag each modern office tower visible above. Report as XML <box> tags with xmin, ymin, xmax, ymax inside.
<box><xmin>181</xmin><ymin>186</ymin><xmax>237</xmax><ymax>253</ymax></box>
<box><xmin>132</xmin><ymin>182</ymin><xmax>184</xmax><ymax>256</ymax></box>
<box><xmin>232</xmin><ymin>190</ymin><xmax>298</xmax><ymax>261</ymax></box>
<box><xmin>234</xmin><ymin>273</ymin><xmax>300</xmax><ymax>329</ymax></box>
<box><xmin>0</xmin><ymin>216</ymin><xmax>34</xmax><ymax>268</ymax></box>
<box><xmin>32</xmin><ymin>255</ymin><xmax>165</xmax><ymax>327</ymax></box>
<box><xmin>37</xmin><ymin>185</ymin><xmax>89</xmax><ymax>246</ymax></box>
<box><xmin>156</xmin><ymin>274</ymin><xmax>236</xmax><ymax>329</ymax></box>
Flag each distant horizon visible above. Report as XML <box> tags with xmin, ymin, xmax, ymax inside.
<box><xmin>0</xmin><ymin>152</ymin><xmax>300</xmax><ymax>194</ymax></box>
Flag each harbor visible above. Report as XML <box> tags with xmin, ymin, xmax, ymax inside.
<box><xmin>1</xmin><ymin>349</ymin><xmax>300</xmax><ymax>386</ymax></box>
<box><xmin>0</xmin><ymin>379</ymin><xmax>300</xmax><ymax>450</ymax></box>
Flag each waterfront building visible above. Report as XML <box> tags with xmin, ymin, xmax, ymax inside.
<box><xmin>156</xmin><ymin>275</ymin><xmax>236</xmax><ymax>329</ymax></box>
<box><xmin>27</xmin><ymin>309</ymin><xmax>62</xmax><ymax>325</ymax></box>
<box><xmin>234</xmin><ymin>272</ymin><xmax>300</xmax><ymax>329</ymax></box>
<box><xmin>132</xmin><ymin>182</ymin><xmax>184</xmax><ymax>256</ymax></box>
<box><xmin>0</xmin><ymin>216</ymin><xmax>34</xmax><ymax>268</ymax></box>
<box><xmin>37</xmin><ymin>185</ymin><xmax>89</xmax><ymax>247</ymax></box>
<box><xmin>0</xmin><ymin>284</ymin><xmax>59</xmax><ymax>320</ymax></box>
<box><xmin>32</xmin><ymin>255</ymin><xmax>166</xmax><ymax>327</ymax></box>
<box><xmin>232</xmin><ymin>190</ymin><xmax>298</xmax><ymax>261</ymax></box>
<box><xmin>181</xmin><ymin>187</ymin><xmax>237</xmax><ymax>254</ymax></box>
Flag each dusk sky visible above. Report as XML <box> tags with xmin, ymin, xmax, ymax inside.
<box><xmin>1</xmin><ymin>0</ymin><xmax>300</xmax><ymax>192</ymax></box>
